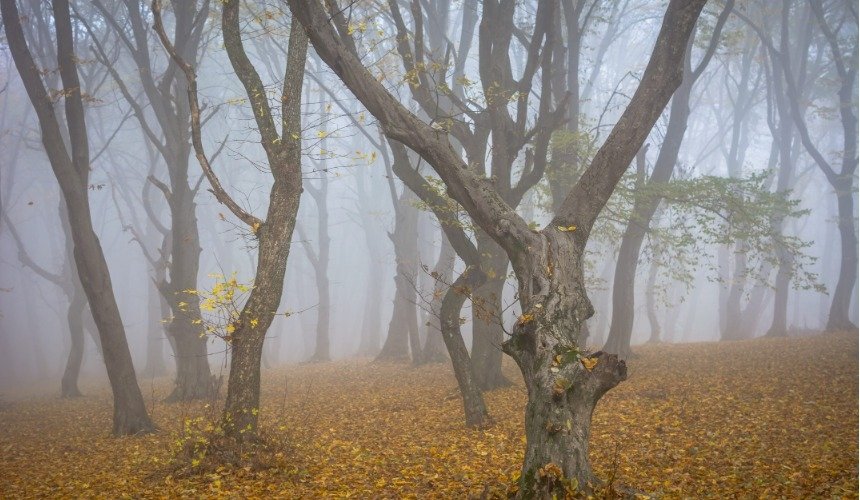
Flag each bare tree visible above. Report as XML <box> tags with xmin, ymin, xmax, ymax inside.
<box><xmin>603</xmin><ymin>0</ymin><xmax>733</xmax><ymax>358</ymax></box>
<box><xmin>89</xmin><ymin>0</ymin><xmax>216</xmax><ymax>401</ymax></box>
<box><xmin>288</xmin><ymin>0</ymin><xmax>705</xmax><ymax>493</ymax></box>
<box><xmin>153</xmin><ymin>0</ymin><xmax>307</xmax><ymax>441</ymax></box>
<box><xmin>1</xmin><ymin>0</ymin><xmax>154</xmax><ymax>435</ymax></box>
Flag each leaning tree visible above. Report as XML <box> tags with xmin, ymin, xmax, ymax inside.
<box><xmin>288</xmin><ymin>0</ymin><xmax>705</xmax><ymax>493</ymax></box>
<box><xmin>1</xmin><ymin>0</ymin><xmax>154</xmax><ymax>434</ymax></box>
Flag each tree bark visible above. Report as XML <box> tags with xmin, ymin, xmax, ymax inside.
<box><xmin>827</xmin><ymin>179</ymin><xmax>858</xmax><ymax>331</ymax></box>
<box><xmin>440</xmin><ymin>267</ymin><xmax>490</xmax><ymax>427</ymax></box>
<box><xmin>419</xmin><ymin>232</ymin><xmax>455</xmax><ymax>364</ymax></box>
<box><xmin>2</xmin><ymin>0</ymin><xmax>154</xmax><ymax>435</ymax></box>
<box><xmin>61</xmin><ymin>284</ymin><xmax>86</xmax><ymax>398</ymax></box>
<box><xmin>471</xmin><ymin>234</ymin><xmax>510</xmax><ymax>389</ymax></box>
<box><xmin>305</xmin><ymin>161</ymin><xmax>332</xmax><ymax>362</ymax></box>
<box><xmin>376</xmin><ymin>188</ymin><xmax>420</xmax><ymax>362</ymax></box>
<box><xmin>645</xmin><ymin>258</ymin><xmax>661</xmax><ymax>344</ymax></box>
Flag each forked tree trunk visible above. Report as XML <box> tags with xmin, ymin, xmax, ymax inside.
<box><xmin>504</xmin><ymin>232</ymin><xmax>626</xmax><ymax>493</ymax></box>
<box><xmin>289</xmin><ymin>0</ymin><xmax>705</xmax><ymax>492</ymax></box>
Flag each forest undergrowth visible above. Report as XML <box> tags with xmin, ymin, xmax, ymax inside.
<box><xmin>0</xmin><ymin>332</ymin><xmax>856</xmax><ymax>498</ymax></box>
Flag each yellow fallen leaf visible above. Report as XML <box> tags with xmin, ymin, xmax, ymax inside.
<box><xmin>581</xmin><ymin>357</ymin><xmax>598</xmax><ymax>371</ymax></box>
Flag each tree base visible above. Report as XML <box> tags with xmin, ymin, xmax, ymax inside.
<box><xmin>479</xmin><ymin>373</ymin><xmax>513</xmax><ymax>392</ymax></box>
<box><xmin>164</xmin><ymin>375</ymin><xmax>221</xmax><ymax>403</ymax></box>
<box><xmin>61</xmin><ymin>388</ymin><xmax>83</xmax><ymax>399</ymax></box>
<box><xmin>825</xmin><ymin>319</ymin><xmax>859</xmax><ymax>333</ymax></box>
<box><xmin>113</xmin><ymin>411</ymin><xmax>157</xmax><ymax>436</ymax></box>
<box><xmin>373</xmin><ymin>353</ymin><xmax>412</xmax><ymax>364</ymax></box>
<box><xmin>161</xmin><ymin>423</ymin><xmax>289</xmax><ymax>480</ymax></box>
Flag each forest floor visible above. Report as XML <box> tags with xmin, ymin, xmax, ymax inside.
<box><xmin>0</xmin><ymin>332</ymin><xmax>857</xmax><ymax>498</ymax></box>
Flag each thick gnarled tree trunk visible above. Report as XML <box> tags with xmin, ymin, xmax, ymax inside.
<box><xmin>504</xmin><ymin>232</ymin><xmax>626</xmax><ymax>491</ymax></box>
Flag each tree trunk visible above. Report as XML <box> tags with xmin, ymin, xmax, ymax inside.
<box><xmin>222</xmin><ymin>178</ymin><xmax>302</xmax><ymax>440</ymax></box>
<box><xmin>440</xmin><ymin>267</ymin><xmax>489</xmax><ymax>427</ymax></box>
<box><xmin>604</xmin><ymin>53</ymin><xmax>694</xmax><ymax>360</ymax></box>
<box><xmin>722</xmin><ymin>243</ymin><xmax>750</xmax><ymax>340</ymax></box>
<box><xmin>645</xmin><ymin>259</ymin><xmax>660</xmax><ymax>344</ymax></box>
<box><xmin>504</xmin><ymin>232</ymin><xmax>626</xmax><ymax>494</ymax></box>
<box><xmin>472</xmin><ymin>234</ymin><xmax>510</xmax><ymax>389</ymax></box>
<box><xmin>61</xmin><ymin>285</ymin><xmax>86</xmax><ymax>398</ymax></box>
<box><xmin>310</xmin><ymin>265</ymin><xmax>331</xmax><ymax>361</ymax></box>
<box><xmin>766</xmin><ymin>248</ymin><xmax>793</xmax><ymax>337</ymax></box>
<box><xmin>1</xmin><ymin>0</ymin><xmax>154</xmax><ymax>435</ymax></box>
<box><xmin>376</xmin><ymin>189</ymin><xmax>419</xmax><ymax>362</ymax></box>
<box><xmin>163</xmin><ymin>181</ymin><xmax>213</xmax><ymax>401</ymax></box>
<box><xmin>826</xmin><ymin>181</ymin><xmax>858</xmax><ymax>331</ymax></box>
<box><xmin>308</xmin><ymin>174</ymin><xmax>332</xmax><ymax>362</ymax></box>
<box><xmin>143</xmin><ymin>270</ymin><xmax>167</xmax><ymax>378</ymax></box>
<box><xmin>358</xmin><ymin>255</ymin><xmax>383</xmax><ymax>356</ymax></box>
<box><xmin>420</xmin><ymin>233</ymin><xmax>455</xmax><ymax>364</ymax></box>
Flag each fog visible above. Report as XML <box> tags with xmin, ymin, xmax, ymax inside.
<box><xmin>0</xmin><ymin>1</ymin><xmax>857</xmax><ymax>390</ymax></box>
<box><xmin>0</xmin><ymin>0</ymin><xmax>856</xmax><ymax>494</ymax></box>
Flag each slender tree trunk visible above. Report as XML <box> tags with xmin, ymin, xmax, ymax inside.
<box><xmin>645</xmin><ymin>259</ymin><xmax>661</xmax><ymax>344</ymax></box>
<box><xmin>358</xmin><ymin>255</ymin><xmax>383</xmax><ymax>356</ymax></box>
<box><xmin>440</xmin><ymin>267</ymin><xmax>489</xmax><ymax>427</ymax></box>
<box><xmin>717</xmin><ymin>246</ymin><xmax>730</xmax><ymax>336</ymax></box>
<box><xmin>61</xmin><ymin>284</ymin><xmax>86</xmax><ymax>398</ymax></box>
<box><xmin>143</xmin><ymin>272</ymin><xmax>167</xmax><ymax>377</ymax></box>
<box><xmin>722</xmin><ymin>243</ymin><xmax>750</xmax><ymax>340</ymax></box>
<box><xmin>163</xmin><ymin>180</ymin><xmax>213</xmax><ymax>401</ymax></box>
<box><xmin>420</xmin><ymin>233</ymin><xmax>455</xmax><ymax>364</ymax></box>
<box><xmin>376</xmin><ymin>189</ymin><xmax>419</xmax><ymax>362</ymax></box>
<box><xmin>472</xmin><ymin>234</ymin><xmax>510</xmax><ymax>389</ymax></box>
<box><xmin>826</xmin><ymin>180</ymin><xmax>858</xmax><ymax>331</ymax></box>
<box><xmin>308</xmin><ymin>174</ymin><xmax>332</xmax><ymax>362</ymax></box>
<box><xmin>604</xmin><ymin>60</ymin><xmax>694</xmax><ymax>360</ymax></box>
<box><xmin>2</xmin><ymin>0</ymin><xmax>154</xmax><ymax>435</ymax></box>
<box><xmin>222</xmin><ymin>177</ymin><xmax>303</xmax><ymax>439</ymax></box>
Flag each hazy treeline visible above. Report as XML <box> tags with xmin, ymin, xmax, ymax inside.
<box><xmin>0</xmin><ymin>0</ymin><xmax>855</xmax><ymax>492</ymax></box>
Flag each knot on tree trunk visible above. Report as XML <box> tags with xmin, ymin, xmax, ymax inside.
<box><xmin>584</xmin><ymin>351</ymin><xmax>627</xmax><ymax>399</ymax></box>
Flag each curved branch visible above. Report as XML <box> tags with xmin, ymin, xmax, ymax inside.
<box><xmin>151</xmin><ymin>0</ymin><xmax>262</xmax><ymax>228</ymax></box>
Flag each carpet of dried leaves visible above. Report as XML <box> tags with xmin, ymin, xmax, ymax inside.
<box><xmin>0</xmin><ymin>332</ymin><xmax>856</xmax><ymax>498</ymax></box>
